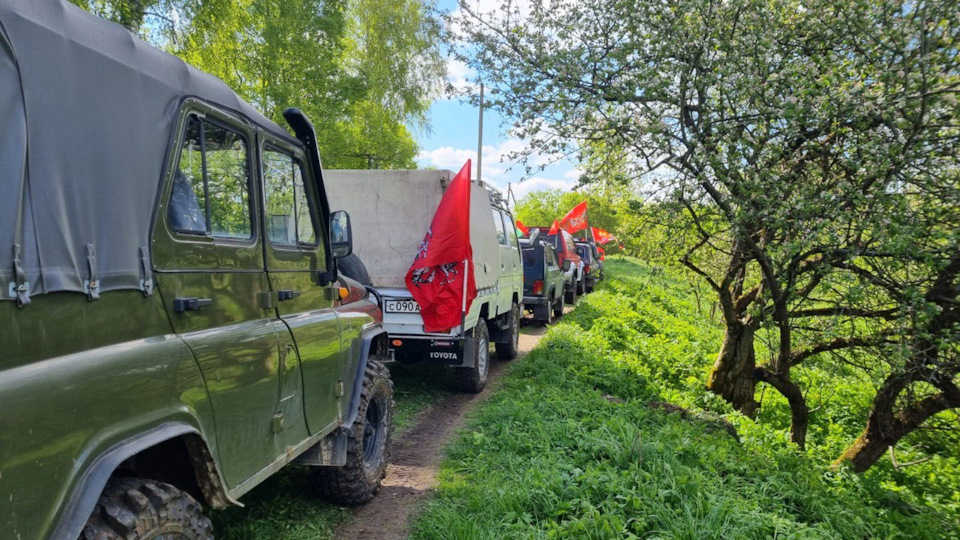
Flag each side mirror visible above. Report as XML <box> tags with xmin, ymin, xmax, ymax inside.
<box><xmin>562</xmin><ymin>260</ymin><xmax>572</xmax><ymax>272</ymax></box>
<box><xmin>329</xmin><ymin>210</ymin><xmax>353</xmax><ymax>259</ymax></box>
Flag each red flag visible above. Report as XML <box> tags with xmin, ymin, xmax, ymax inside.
<box><xmin>405</xmin><ymin>161</ymin><xmax>477</xmax><ymax>333</ymax></box>
<box><xmin>597</xmin><ymin>246</ymin><xmax>606</xmax><ymax>260</ymax></box>
<box><xmin>558</xmin><ymin>201</ymin><xmax>588</xmax><ymax>233</ymax></box>
<box><xmin>548</xmin><ymin>220</ymin><xmax>560</xmax><ymax>235</ymax></box>
<box><xmin>591</xmin><ymin>226</ymin><xmax>615</xmax><ymax>245</ymax></box>
<box><xmin>516</xmin><ymin>220</ymin><xmax>530</xmax><ymax>236</ymax></box>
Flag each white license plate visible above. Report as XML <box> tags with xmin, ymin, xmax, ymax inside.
<box><xmin>385</xmin><ymin>299</ymin><xmax>421</xmax><ymax>313</ymax></box>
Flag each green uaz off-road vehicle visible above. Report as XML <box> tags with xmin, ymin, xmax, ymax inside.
<box><xmin>0</xmin><ymin>2</ymin><xmax>393</xmax><ymax>538</ymax></box>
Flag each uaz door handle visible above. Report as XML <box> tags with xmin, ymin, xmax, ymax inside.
<box><xmin>277</xmin><ymin>289</ymin><xmax>301</xmax><ymax>301</ymax></box>
<box><xmin>173</xmin><ymin>297</ymin><xmax>213</xmax><ymax>313</ymax></box>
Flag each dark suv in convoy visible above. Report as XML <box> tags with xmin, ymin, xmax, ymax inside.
<box><xmin>520</xmin><ymin>234</ymin><xmax>567</xmax><ymax>324</ymax></box>
<box><xmin>544</xmin><ymin>229</ymin><xmax>585</xmax><ymax>304</ymax></box>
<box><xmin>0</xmin><ymin>2</ymin><xmax>392</xmax><ymax>538</ymax></box>
<box><xmin>575</xmin><ymin>241</ymin><xmax>604</xmax><ymax>293</ymax></box>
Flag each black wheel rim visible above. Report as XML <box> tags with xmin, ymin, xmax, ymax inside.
<box><xmin>362</xmin><ymin>396</ymin><xmax>385</xmax><ymax>468</ymax></box>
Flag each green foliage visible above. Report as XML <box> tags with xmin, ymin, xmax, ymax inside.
<box><xmin>452</xmin><ymin>0</ymin><xmax>960</xmax><ymax>462</ymax></box>
<box><xmin>71</xmin><ymin>0</ymin><xmax>444</xmax><ymax>169</ymax></box>
<box><xmin>411</xmin><ymin>259</ymin><xmax>959</xmax><ymax>539</ymax></box>
<box><xmin>513</xmin><ymin>186</ymin><xmax>628</xmax><ymax>243</ymax></box>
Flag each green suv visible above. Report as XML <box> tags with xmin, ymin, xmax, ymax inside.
<box><xmin>0</xmin><ymin>2</ymin><xmax>393</xmax><ymax>538</ymax></box>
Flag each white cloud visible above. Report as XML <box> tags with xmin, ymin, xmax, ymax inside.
<box><xmin>444</xmin><ymin>57</ymin><xmax>478</xmax><ymax>95</ymax></box>
<box><xmin>416</xmin><ymin>137</ymin><xmax>566</xmax><ymax>186</ymax></box>
<box><xmin>512</xmin><ymin>176</ymin><xmax>577</xmax><ymax>200</ymax></box>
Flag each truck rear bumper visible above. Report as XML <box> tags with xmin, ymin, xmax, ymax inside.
<box><xmin>523</xmin><ymin>295</ymin><xmax>549</xmax><ymax>307</ymax></box>
<box><xmin>387</xmin><ymin>334</ymin><xmax>469</xmax><ymax>366</ymax></box>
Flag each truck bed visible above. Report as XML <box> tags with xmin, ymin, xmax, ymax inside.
<box><xmin>324</xmin><ymin>170</ymin><xmax>500</xmax><ymax>291</ymax></box>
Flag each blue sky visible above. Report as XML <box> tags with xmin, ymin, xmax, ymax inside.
<box><xmin>414</xmin><ymin>0</ymin><xmax>581</xmax><ymax>202</ymax></box>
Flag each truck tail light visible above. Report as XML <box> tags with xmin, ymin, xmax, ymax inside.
<box><xmin>533</xmin><ymin>280</ymin><xmax>543</xmax><ymax>295</ymax></box>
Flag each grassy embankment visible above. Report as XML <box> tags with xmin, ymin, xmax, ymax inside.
<box><xmin>208</xmin><ymin>363</ymin><xmax>453</xmax><ymax>539</ymax></box>
<box><xmin>410</xmin><ymin>257</ymin><xmax>959</xmax><ymax>539</ymax></box>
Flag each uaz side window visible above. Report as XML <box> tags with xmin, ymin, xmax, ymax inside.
<box><xmin>263</xmin><ymin>148</ymin><xmax>316</xmax><ymax>246</ymax></box>
<box><xmin>168</xmin><ymin>115</ymin><xmax>252</xmax><ymax>239</ymax></box>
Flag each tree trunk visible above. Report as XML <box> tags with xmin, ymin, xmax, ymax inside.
<box><xmin>756</xmin><ymin>368</ymin><xmax>809</xmax><ymax>449</ymax></box>
<box><xmin>707</xmin><ymin>321</ymin><xmax>760</xmax><ymax>418</ymax></box>
<box><xmin>835</xmin><ymin>376</ymin><xmax>960</xmax><ymax>472</ymax></box>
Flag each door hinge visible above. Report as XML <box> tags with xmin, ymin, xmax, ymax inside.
<box><xmin>258</xmin><ymin>291</ymin><xmax>277</xmax><ymax>309</ymax></box>
<box><xmin>324</xmin><ymin>286</ymin><xmax>340</xmax><ymax>301</ymax></box>
<box><xmin>272</xmin><ymin>413</ymin><xmax>285</xmax><ymax>433</ymax></box>
<box><xmin>335</xmin><ymin>380</ymin><xmax>345</xmax><ymax>397</ymax></box>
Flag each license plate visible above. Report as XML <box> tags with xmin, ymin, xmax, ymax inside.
<box><xmin>385</xmin><ymin>299</ymin><xmax>421</xmax><ymax>313</ymax></box>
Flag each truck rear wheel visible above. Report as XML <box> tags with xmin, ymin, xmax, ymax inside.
<box><xmin>495</xmin><ymin>302</ymin><xmax>520</xmax><ymax>360</ymax></box>
<box><xmin>552</xmin><ymin>294</ymin><xmax>564</xmax><ymax>319</ymax></box>
<box><xmin>81</xmin><ymin>478</ymin><xmax>213</xmax><ymax>540</ymax></box>
<box><xmin>564</xmin><ymin>283</ymin><xmax>577</xmax><ymax>304</ymax></box>
<box><xmin>536</xmin><ymin>297</ymin><xmax>554</xmax><ymax>326</ymax></box>
<box><xmin>452</xmin><ymin>320</ymin><xmax>489</xmax><ymax>393</ymax></box>
<box><xmin>311</xmin><ymin>360</ymin><xmax>393</xmax><ymax>505</ymax></box>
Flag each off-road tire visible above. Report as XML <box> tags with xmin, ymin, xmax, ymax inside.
<box><xmin>586</xmin><ymin>279</ymin><xmax>594</xmax><ymax>294</ymax></box>
<box><xmin>495</xmin><ymin>302</ymin><xmax>520</xmax><ymax>360</ymax></box>
<box><xmin>311</xmin><ymin>360</ymin><xmax>393</xmax><ymax>505</ymax></box>
<box><xmin>452</xmin><ymin>320</ymin><xmax>490</xmax><ymax>393</ymax></box>
<box><xmin>577</xmin><ymin>275</ymin><xmax>586</xmax><ymax>295</ymax></box>
<box><xmin>81</xmin><ymin>478</ymin><xmax>213</xmax><ymax>539</ymax></box>
<box><xmin>552</xmin><ymin>294</ymin><xmax>564</xmax><ymax>319</ymax></box>
<box><xmin>338</xmin><ymin>253</ymin><xmax>372</xmax><ymax>286</ymax></box>
<box><xmin>564</xmin><ymin>282</ymin><xmax>577</xmax><ymax>305</ymax></box>
<box><xmin>539</xmin><ymin>296</ymin><xmax>554</xmax><ymax>326</ymax></box>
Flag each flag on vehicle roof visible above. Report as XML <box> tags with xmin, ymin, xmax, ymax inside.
<box><xmin>591</xmin><ymin>226</ymin><xmax>615</xmax><ymax>245</ymax></box>
<box><xmin>405</xmin><ymin>160</ymin><xmax>477</xmax><ymax>333</ymax></box>
<box><xmin>558</xmin><ymin>200</ymin><xmax>588</xmax><ymax>233</ymax></box>
<box><xmin>516</xmin><ymin>220</ymin><xmax>530</xmax><ymax>236</ymax></box>
<box><xmin>548</xmin><ymin>220</ymin><xmax>561</xmax><ymax>235</ymax></box>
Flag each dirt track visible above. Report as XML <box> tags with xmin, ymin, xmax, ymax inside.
<box><xmin>334</xmin><ymin>320</ymin><xmax>554</xmax><ymax>540</ymax></box>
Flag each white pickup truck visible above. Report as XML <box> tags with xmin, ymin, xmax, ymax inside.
<box><xmin>325</xmin><ymin>170</ymin><xmax>523</xmax><ymax>392</ymax></box>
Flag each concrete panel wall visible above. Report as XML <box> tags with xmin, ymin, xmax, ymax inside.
<box><xmin>324</xmin><ymin>170</ymin><xmax>500</xmax><ymax>290</ymax></box>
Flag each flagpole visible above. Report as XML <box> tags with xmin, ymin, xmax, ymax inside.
<box><xmin>477</xmin><ymin>82</ymin><xmax>484</xmax><ymax>183</ymax></box>
<box><xmin>461</xmin><ymin>258</ymin><xmax>469</xmax><ymax>331</ymax></box>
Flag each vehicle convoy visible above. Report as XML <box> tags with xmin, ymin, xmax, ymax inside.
<box><xmin>0</xmin><ymin>2</ymin><xmax>393</xmax><ymax>538</ymax></box>
<box><xmin>542</xmin><ymin>229</ymin><xmax>585</xmax><ymax>304</ymax></box>
<box><xmin>575</xmin><ymin>240</ymin><xmax>604</xmax><ymax>293</ymax></box>
<box><xmin>324</xmin><ymin>170</ymin><xmax>524</xmax><ymax>393</ymax></box>
<box><xmin>520</xmin><ymin>232</ymin><xmax>567</xmax><ymax>325</ymax></box>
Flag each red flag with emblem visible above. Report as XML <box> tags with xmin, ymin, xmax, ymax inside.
<box><xmin>405</xmin><ymin>160</ymin><xmax>477</xmax><ymax>333</ymax></box>
<box><xmin>548</xmin><ymin>219</ymin><xmax>560</xmax><ymax>235</ymax></box>
<box><xmin>516</xmin><ymin>220</ymin><xmax>530</xmax><ymax>236</ymax></box>
<box><xmin>558</xmin><ymin>201</ymin><xmax>588</xmax><ymax>233</ymax></box>
<box><xmin>591</xmin><ymin>226</ymin><xmax>615</xmax><ymax>245</ymax></box>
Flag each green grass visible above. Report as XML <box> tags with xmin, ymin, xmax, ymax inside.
<box><xmin>209</xmin><ymin>361</ymin><xmax>451</xmax><ymax>538</ymax></box>
<box><xmin>410</xmin><ymin>257</ymin><xmax>960</xmax><ymax>539</ymax></box>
